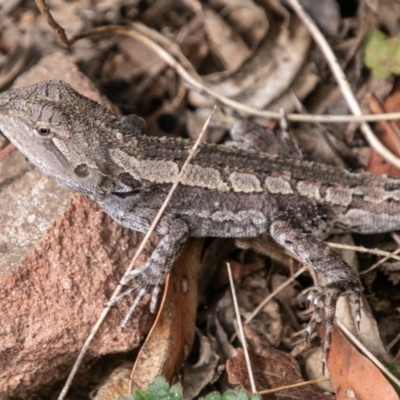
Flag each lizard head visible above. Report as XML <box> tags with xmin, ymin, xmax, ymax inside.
<box><xmin>0</xmin><ymin>80</ymin><xmax>134</xmax><ymax>196</ymax></box>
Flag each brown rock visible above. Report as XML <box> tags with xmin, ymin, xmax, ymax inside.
<box><xmin>0</xmin><ymin>53</ymin><xmax>156</xmax><ymax>397</ymax></box>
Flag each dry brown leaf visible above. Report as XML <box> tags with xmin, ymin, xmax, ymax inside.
<box><xmin>95</xmin><ymin>238</ymin><xmax>203</xmax><ymax>398</ymax></box>
<box><xmin>189</xmin><ymin>13</ymin><xmax>311</xmax><ymax>111</ymax></box>
<box><xmin>365</xmin><ymin>0</ymin><xmax>400</xmax><ymax>36</ymax></box>
<box><xmin>93</xmin><ymin>362</ymin><xmax>133</xmax><ymax>400</ymax></box>
<box><xmin>203</xmin><ymin>6</ymin><xmax>251</xmax><ymax>71</ymax></box>
<box><xmin>327</xmin><ymin>327</ymin><xmax>398</xmax><ymax>400</ymax></box>
<box><xmin>207</xmin><ymin>0</ymin><xmax>268</xmax><ymax>45</ymax></box>
<box><xmin>130</xmin><ymin>238</ymin><xmax>204</xmax><ymax>391</ymax></box>
<box><xmin>366</xmin><ymin>91</ymin><xmax>400</xmax><ymax>175</ymax></box>
<box><xmin>182</xmin><ymin>332</ymin><xmax>221</xmax><ymax>399</ymax></box>
<box><xmin>227</xmin><ymin>347</ymin><xmax>334</xmax><ymax>399</ymax></box>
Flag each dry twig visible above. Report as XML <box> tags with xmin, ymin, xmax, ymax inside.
<box><xmin>326</xmin><ymin>242</ymin><xmax>400</xmax><ymax>261</ymax></box>
<box><xmin>35</xmin><ymin>0</ymin><xmax>70</xmax><ymax>47</ymax></box>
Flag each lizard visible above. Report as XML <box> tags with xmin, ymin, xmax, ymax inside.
<box><xmin>0</xmin><ymin>80</ymin><xmax>397</xmax><ymax>368</ymax></box>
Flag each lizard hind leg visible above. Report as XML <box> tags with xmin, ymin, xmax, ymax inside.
<box><xmin>269</xmin><ymin>219</ymin><xmax>362</xmax><ymax>369</ymax></box>
<box><xmin>307</xmin><ymin>283</ymin><xmax>362</xmax><ymax>371</ymax></box>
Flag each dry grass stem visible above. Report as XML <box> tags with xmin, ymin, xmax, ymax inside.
<box><xmin>227</xmin><ymin>262</ymin><xmax>257</xmax><ymax>394</ymax></box>
<box><xmin>257</xmin><ymin>377</ymin><xmax>330</xmax><ymax>395</ymax></box>
<box><xmin>360</xmin><ymin>248</ymin><xmax>400</xmax><ymax>276</ymax></box>
<box><xmin>326</xmin><ymin>242</ymin><xmax>400</xmax><ymax>261</ymax></box>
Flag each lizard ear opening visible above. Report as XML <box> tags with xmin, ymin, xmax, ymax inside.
<box><xmin>74</xmin><ymin>164</ymin><xmax>91</xmax><ymax>178</ymax></box>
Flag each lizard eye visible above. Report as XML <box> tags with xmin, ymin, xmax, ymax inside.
<box><xmin>36</xmin><ymin>126</ymin><xmax>51</xmax><ymax>136</ymax></box>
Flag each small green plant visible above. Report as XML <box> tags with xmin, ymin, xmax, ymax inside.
<box><xmin>122</xmin><ymin>376</ymin><xmax>182</xmax><ymax>400</ymax></box>
<box><xmin>364</xmin><ymin>30</ymin><xmax>400</xmax><ymax>79</ymax></box>
<box><xmin>121</xmin><ymin>376</ymin><xmax>261</xmax><ymax>400</ymax></box>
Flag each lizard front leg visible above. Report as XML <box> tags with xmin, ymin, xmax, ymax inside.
<box><xmin>270</xmin><ymin>219</ymin><xmax>362</xmax><ymax>368</ymax></box>
<box><xmin>104</xmin><ymin>206</ymin><xmax>190</xmax><ymax>322</ymax></box>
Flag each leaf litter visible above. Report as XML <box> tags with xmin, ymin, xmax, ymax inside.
<box><xmin>1</xmin><ymin>0</ymin><xmax>400</xmax><ymax>399</ymax></box>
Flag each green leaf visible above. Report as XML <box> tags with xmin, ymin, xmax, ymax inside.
<box><xmin>364</xmin><ymin>30</ymin><xmax>400</xmax><ymax>79</ymax></box>
<box><xmin>201</xmin><ymin>392</ymin><xmax>223</xmax><ymax>400</ymax></box>
<box><xmin>126</xmin><ymin>377</ymin><xmax>183</xmax><ymax>400</ymax></box>
<box><xmin>145</xmin><ymin>377</ymin><xmax>183</xmax><ymax>400</ymax></box>
<box><xmin>126</xmin><ymin>377</ymin><xmax>260</xmax><ymax>400</ymax></box>
<box><xmin>223</xmin><ymin>390</ymin><xmax>260</xmax><ymax>400</ymax></box>
<box><xmin>126</xmin><ymin>391</ymin><xmax>146</xmax><ymax>400</ymax></box>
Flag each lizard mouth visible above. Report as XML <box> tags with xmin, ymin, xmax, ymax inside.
<box><xmin>111</xmin><ymin>191</ymin><xmax>141</xmax><ymax>199</ymax></box>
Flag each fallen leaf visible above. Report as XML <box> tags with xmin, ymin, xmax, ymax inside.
<box><xmin>366</xmin><ymin>92</ymin><xmax>400</xmax><ymax>175</ymax></box>
<box><xmin>227</xmin><ymin>347</ymin><xmax>334</xmax><ymax>399</ymax></box>
<box><xmin>130</xmin><ymin>238</ymin><xmax>204</xmax><ymax>391</ymax></box>
<box><xmin>327</xmin><ymin>327</ymin><xmax>398</xmax><ymax>400</ymax></box>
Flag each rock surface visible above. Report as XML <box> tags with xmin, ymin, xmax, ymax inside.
<box><xmin>0</xmin><ymin>52</ymin><xmax>156</xmax><ymax>397</ymax></box>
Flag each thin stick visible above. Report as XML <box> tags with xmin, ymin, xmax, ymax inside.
<box><xmin>286</xmin><ymin>0</ymin><xmax>400</xmax><ymax>168</ymax></box>
<box><xmin>226</xmin><ymin>262</ymin><xmax>257</xmax><ymax>394</ymax></box>
<box><xmin>70</xmin><ymin>25</ymin><xmax>400</xmax><ymax>124</ymax></box>
<box><xmin>57</xmin><ymin>108</ymin><xmax>216</xmax><ymax>400</ymax></box>
<box><xmin>360</xmin><ymin>247</ymin><xmax>400</xmax><ymax>275</ymax></box>
<box><xmin>35</xmin><ymin>0</ymin><xmax>70</xmax><ymax>47</ymax></box>
<box><xmin>325</xmin><ymin>242</ymin><xmax>400</xmax><ymax>261</ymax></box>
<box><xmin>258</xmin><ymin>377</ymin><xmax>330</xmax><ymax>395</ymax></box>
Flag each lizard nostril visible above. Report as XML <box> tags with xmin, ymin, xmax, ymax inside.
<box><xmin>74</xmin><ymin>164</ymin><xmax>90</xmax><ymax>178</ymax></box>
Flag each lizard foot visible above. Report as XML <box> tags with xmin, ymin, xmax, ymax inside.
<box><xmin>108</xmin><ymin>265</ymin><xmax>166</xmax><ymax>326</ymax></box>
<box><xmin>305</xmin><ymin>280</ymin><xmax>362</xmax><ymax>372</ymax></box>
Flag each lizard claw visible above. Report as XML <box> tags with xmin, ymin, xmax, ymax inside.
<box><xmin>305</xmin><ymin>280</ymin><xmax>362</xmax><ymax>371</ymax></box>
<box><xmin>121</xmin><ymin>287</ymin><xmax>147</xmax><ymax>326</ymax></box>
<box><xmin>107</xmin><ymin>265</ymin><xmax>166</xmax><ymax>325</ymax></box>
